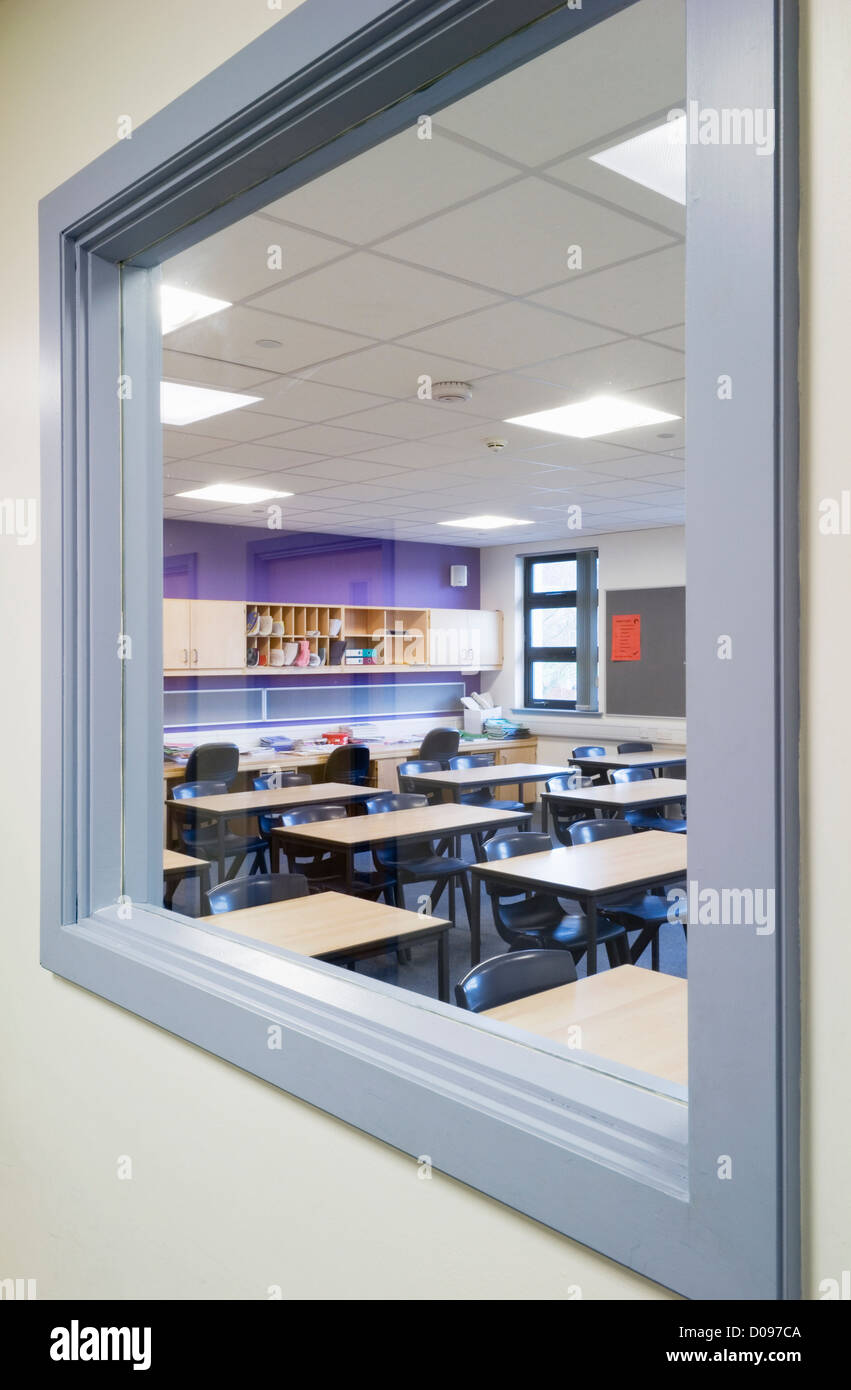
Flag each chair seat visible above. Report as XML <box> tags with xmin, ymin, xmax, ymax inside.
<box><xmin>387</xmin><ymin>854</ymin><xmax>469</xmax><ymax>879</ymax></box>
<box><xmin>183</xmin><ymin>830</ymin><xmax>267</xmax><ymax>856</ymax></box>
<box><xmin>601</xmin><ymin>892</ymin><xmax>686</xmax><ymax>924</ymax></box>
<box><xmin>625</xmin><ymin>810</ymin><xmax>687</xmax><ymax>833</ymax></box>
<box><xmin>459</xmin><ymin>788</ymin><xmax>526</xmax><ymax>814</ymax></box>
<box><xmin>309</xmin><ymin>870</ymin><xmax>394</xmax><ymax>899</ymax></box>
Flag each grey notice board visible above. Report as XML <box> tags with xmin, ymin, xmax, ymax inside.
<box><xmin>605</xmin><ymin>587</ymin><xmax>685</xmax><ymax>716</ymax></box>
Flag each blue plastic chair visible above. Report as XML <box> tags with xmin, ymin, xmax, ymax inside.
<box><xmin>205</xmin><ymin>872</ymin><xmax>309</xmax><ymax>914</ymax></box>
<box><xmin>617</xmin><ymin>741</ymin><xmax>653</xmax><ymax>754</ymax></box>
<box><xmin>545</xmin><ymin>773</ymin><xmax>594</xmax><ymax>847</ymax></box>
<box><xmin>572</xmin><ymin>745</ymin><xmax>606</xmax><ymax>758</ymax></box>
<box><xmin>252</xmin><ymin>771</ymin><xmax>313</xmax><ymax>837</ymax></box>
<box><xmin>567</xmin><ymin>819</ymin><xmax>687</xmax><ymax>970</ymax></box>
<box><xmin>455</xmin><ymin>948</ymin><xmax>578</xmax><ymax>1012</ymax></box>
<box><xmin>417</xmin><ymin>727</ymin><xmax>459</xmax><ymax>768</ymax></box>
<box><xmin>277</xmin><ymin>803</ymin><xmax>395</xmax><ymax>904</ymax></box>
<box><xmin>323</xmin><ymin>744</ymin><xmax>370</xmax><ymax>786</ymax></box>
<box><xmin>483</xmin><ymin>833</ymin><xmax>628</xmax><ymax>967</ymax></box>
<box><xmin>365</xmin><ymin>792</ymin><xmax>472</xmax><ymax>918</ymax></box>
<box><xmin>608</xmin><ymin>767</ymin><xmax>687</xmax><ymax>833</ymax></box>
<box><xmin>397</xmin><ymin>759</ymin><xmax>443</xmax><ymax>804</ymax></box>
<box><xmin>185</xmin><ymin>742</ymin><xmax>240</xmax><ymax>787</ymax></box>
<box><xmin>172</xmin><ymin>780</ymin><xmax>268</xmax><ymax>879</ymax></box>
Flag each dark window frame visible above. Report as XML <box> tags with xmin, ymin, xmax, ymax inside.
<box><xmin>523</xmin><ymin>550</ymin><xmax>598</xmax><ymax>710</ymax></box>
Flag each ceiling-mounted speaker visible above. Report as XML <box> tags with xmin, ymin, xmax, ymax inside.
<box><xmin>450</xmin><ymin>565</ymin><xmax>468</xmax><ymax>588</ymax></box>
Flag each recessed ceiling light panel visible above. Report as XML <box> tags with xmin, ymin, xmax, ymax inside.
<box><xmin>439</xmin><ymin>515</ymin><xmax>533</xmax><ymax>530</ymax></box>
<box><xmin>175</xmin><ymin>484</ymin><xmax>293</xmax><ymax>504</ymax></box>
<box><xmin>589</xmin><ymin>115</ymin><xmax>686</xmax><ymax>205</ymax></box>
<box><xmin>161</xmin><ymin>284</ymin><xmax>231</xmax><ymax>335</ymax></box>
<box><xmin>160</xmin><ymin>381</ymin><xmax>263</xmax><ymax>426</ymax></box>
<box><xmin>506</xmin><ymin>395</ymin><xmax>681</xmax><ymax>439</ymax></box>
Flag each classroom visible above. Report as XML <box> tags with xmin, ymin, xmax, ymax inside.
<box><xmin>159</xmin><ymin>0</ymin><xmax>688</xmax><ymax>1093</ymax></box>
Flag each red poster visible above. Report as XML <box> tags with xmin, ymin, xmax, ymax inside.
<box><xmin>612</xmin><ymin>613</ymin><xmax>641</xmax><ymax>661</ymax></box>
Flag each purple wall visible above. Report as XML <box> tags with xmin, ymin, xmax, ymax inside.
<box><xmin>163</xmin><ymin>520</ymin><xmax>480</xmax><ymax>608</ymax></box>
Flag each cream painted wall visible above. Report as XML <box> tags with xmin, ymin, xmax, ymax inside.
<box><xmin>799</xmin><ymin>0</ymin><xmax>851</xmax><ymax>1301</ymax></box>
<box><xmin>0</xmin><ymin>0</ymin><xmax>673</xmax><ymax>1299</ymax></box>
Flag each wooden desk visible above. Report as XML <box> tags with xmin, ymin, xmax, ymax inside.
<box><xmin>570</xmin><ymin>747</ymin><xmax>687</xmax><ymax>776</ymax></box>
<box><xmin>484</xmin><ymin>965</ymin><xmax>687</xmax><ymax>1085</ymax></box>
<box><xmin>470</xmin><ymin>830</ymin><xmax>687</xmax><ymax>973</ymax></box>
<box><xmin>274</xmin><ymin>802</ymin><xmax>530</xmax><ymax>959</ymax></box>
<box><xmin>163</xmin><ymin>849</ymin><xmax>211</xmax><ymax>916</ymax></box>
<box><xmin>406</xmin><ymin>763</ymin><xmax>573</xmax><ymax>804</ymax></box>
<box><xmin>541</xmin><ymin>778</ymin><xmax>687</xmax><ymax>833</ymax></box>
<box><xmin>201</xmin><ymin>891</ymin><xmax>453</xmax><ymax>1001</ymax></box>
<box><xmin>166</xmin><ymin>782</ymin><xmax>372</xmax><ymax>881</ymax></box>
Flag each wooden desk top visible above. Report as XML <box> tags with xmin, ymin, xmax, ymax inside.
<box><xmin>167</xmin><ymin>782</ymin><xmax>372</xmax><ymax>816</ymax></box>
<box><xmin>201</xmin><ymin>891</ymin><xmax>449</xmax><ymax>956</ymax></box>
<box><xmin>484</xmin><ymin>966</ymin><xmax>687</xmax><ymax>1085</ymax></box>
<box><xmin>572</xmin><ymin>747</ymin><xmax>686</xmax><ymax>770</ymax></box>
<box><xmin>543</xmin><ymin>779</ymin><xmax>687</xmax><ymax>809</ymax></box>
<box><xmin>275</xmin><ymin>802</ymin><xmax>530</xmax><ymax>847</ymax></box>
<box><xmin>410</xmin><ymin>763</ymin><xmax>572</xmax><ymax>787</ymax></box>
<box><xmin>472</xmin><ymin>830</ymin><xmax>687</xmax><ymax>895</ymax></box>
<box><xmin>163</xmin><ymin>849</ymin><xmax>208</xmax><ymax>872</ymax></box>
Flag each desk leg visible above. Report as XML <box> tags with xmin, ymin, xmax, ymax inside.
<box><xmin>437</xmin><ymin>930</ymin><xmax>449</xmax><ymax>1003</ymax></box>
<box><xmin>199</xmin><ymin>863</ymin><xmax>211</xmax><ymax>915</ymax></box>
<box><xmin>217</xmin><ymin>817</ymin><xmax>226</xmax><ymax>884</ymax></box>
<box><xmin>448</xmin><ymin>872</ymin><xmax>456</xmax><ymax>928</ymax></box>
<box><xmin>470</xmin><ymin>873</ymin><xmax>481</xmax><ymax>966</ymax></box>
<box><xmin>345</xmin><ymin>847</ymin><xmax>354</xmax><ymax>891</ymax></box>
<box><xmin>586</xmin><ymin>896</ymin><xmax>598</xmax><ymax>975</ymax></box>
<box><xmin>541</xmin><ymin>798</ymin><xmax>548</xmax><ymax>836</ymax></box>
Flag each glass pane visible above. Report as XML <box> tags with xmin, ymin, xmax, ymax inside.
<box><xmin>530</xmin><ymin>606</ymin><xmax>576</xmax><ymax>647</ymax></box>
<box><xmin>531</xmin><ymin>559</ymin><xmax>577</xmax><ymax>593</ymax></box>
<box><xmin>531</xmin><ymin>661</ymin><xmax>577</xmax><ymax>703</ymax></box>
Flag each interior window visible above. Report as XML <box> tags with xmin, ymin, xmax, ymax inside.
<box><xmin>154</xmin><ymin>0</ymin><xmax>687</xmax><ymax>1097</ymax></box>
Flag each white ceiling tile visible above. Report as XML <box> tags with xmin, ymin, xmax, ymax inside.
<box><xmin>162</xmin><ymin>351</ymin><xmax>273</xmax><ymax>390</ymax></box>
<box><xmin>600</xmin><ymin>452</ymin><xmax>684</xmax><ymax>478</ymax></box>
<box><xmin>163</xmin><ymin>305</ymin><xmax>374</xmax><ymax>374</ymax></box>
<box><xmin>304</xmin><ymin>342</ymin><xmax>491</xmax><ymax>397</ymax></box>
<box><xmin>377</xmin><ymin>177</ymin><xmax>674</xmax><ymax>295</ymax></box>
<box><xmin>642</xmin><ymin>470</ymin><xmax>686</xmax><ymax>487</ymax></box>
<box><xmin>529</xmin><ymin>245</ymin><xmax>684</xmax><ymax>336</ymax></box>
<box><xmin>165</xmin><ymin>409</ymin><xmax>301</xmax><ymax>445</ymax></box>
<box><xmin>518</xmin><ymin>336</ymin><xmax>685</xmax><ymax>394</ymax></box>
<box><xmin>644</xmin><ymin>324</ymin><xmax>686</xmax><ymax>351</ymax></box>
<box><xmin>163</xmin><ymin>215</ymin><xmax>347</xmax><ymax>304</ymax></box>
<box><xmin>163</xmin><ymin>457</ymin><xmax>277</xmax><ymax>485</ymax></box>
<box><xmin>258</xmin><ymin>423</ymin><xmax>400</xmax><ymax>456</ymax></box>
<box><xmin>303</xmin><ymin>483</ymin><xmax>414</xmax><ymax>504</ymax></box>
<box><xmin>399</xmin><ymin>301</ymin><xmax>620</xmax><ymax>373</ymax></box>
<box><xmin>247</xmin><ymin>251</ymin><xmax>497</xmax><ymax>337</ymax></box>
<box><xmin>546</xmin><ymin>153</ymin><xmax>686</xmax><ymax>237</ymax></box>
<box><xmin>283</xmin><ymin>457</ymin><xmax>410</xmax><ymax>484</ymax></box>
<box><xmin>578</xmin><ymin>479</ymin><xmax>678</xmax><ymax>499</ymax></box>
<box><xmin>189</xmin><ymin>442</ymin><xmax>323</xmax><ymax>471</ymax></box>
<box><xmin>260</xmin><ymin>127</ymin><xmax>515</xmax><ymax>242</ymax></box>
<box><xmin>436</xmin><ymin>0</ymin><xmax>684</xmax><ymax>165</ymax></box>
<box><xmin>241</xmin><ymin>376</ymin><xmax>393</xmax><ymax>422</ymax></box>
<box><xmin>162</xmin><ymin>428</ymin><xmax>232</xmax><ymax>460</ymax></box>
<box><xmin>330</xmin><ymin>399</ymin><xmax>493</xmax><ymax>441</ymax></box>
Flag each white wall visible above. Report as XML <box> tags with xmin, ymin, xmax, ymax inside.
<box><xmin>480</xmin><ymin>526</ymin><xmax>686</xmax><ymax>759</ymax></box>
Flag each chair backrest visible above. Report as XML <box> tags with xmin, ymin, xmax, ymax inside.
<box><xmin>572</xmin><ymin>745</ymin><xmax>606</xmax><ymax>758</ymax></box>
<box><xmin>617</xmin><ymin>741</ymin><xmax>653</xmax><ymax>753</ymax></box>
<box><xmin>455</xmin><ymin>948</ymin><xmax>577</xmax><ymax>1012</ymax></box>
<box><xmin>185</xmin><ymin>742</ymin><xmax>240</xmax><ymax>786</ymax></box>
<box><xmin>568</xmin><ymin>818</ymin><xmax>634</xmax><ymax>845</ymax></box>
<box><xmin>253</xmin><ymin>771</ymin><xmax>312</xmax><ymax>790</ymax></box>
<box><xmin>418</xmin><ymin>726</ymin><xmax>460</xmax><ymax>767</ymax></box>
<box><xmin>278</xmin><ymin>804</ymin><xmax>347</xmax><ymax>827</ymax></box>
<box><xmin>546</xmin><ymin>772</ymin><xmax>589</xmax><ymax>794</ymax></box>
<box><xmin>484</xmin><ymin>832</ymin><xmax>552</xmax><ymax>861</ymax></box>
<box><xmin>172</xmin><ymin>780</ymin><xmax>228</xmax><ymax>800</ymax></box>
<box><xmin>608</xmin><ymin>766</ymin><xmax>654</xmax><ymax>784</ymax></box>
<box><xmin>205</xmin><ymin>872</ymin><xmax>309</xmax><ymax>914</ymax></box>
<box><xmin>449</xmin><ymin>754</ymin><xmax>495</xmax><ymax>770</ymax></box>
<box><xmin>324</xmin><ymin>743</ymin><xmax>371</xmax><ymax>785</ymax></box>
<box><xmin>365</xmin><ymin>792</ymin><xmax>429</xmax><ymax>814</ymax></box>
<box><xmin>397</xmin><ymin>759</ymin><xmax>441</xmax><ymax>793</ymax></box>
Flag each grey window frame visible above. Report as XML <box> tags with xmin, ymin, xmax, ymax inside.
<box><xmin>39</xmin><ymin>0</ymin><xmax>800</xmax><ymax>1299</ymax></box>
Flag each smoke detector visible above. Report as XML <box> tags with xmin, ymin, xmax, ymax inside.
<box><xmin>431</xmin><ymin>380</ymin><xmax>473</xmax><ymax>403</ymax></box>
<box><xmin>484</xmin><ymin>437</ymin><xmax>508</xmax><ymax>452</ymax></box>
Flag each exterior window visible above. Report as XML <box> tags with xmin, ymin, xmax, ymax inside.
<box><xmin>523</xmin><ymin>551</ymin><xmax>598</xmax><ymax>711</ymax></box>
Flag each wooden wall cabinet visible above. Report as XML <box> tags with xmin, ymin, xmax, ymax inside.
<box><xmin>164</xmin><ymin>599</ymin><xmax>246</xmax><ymax>673</ymax></box>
